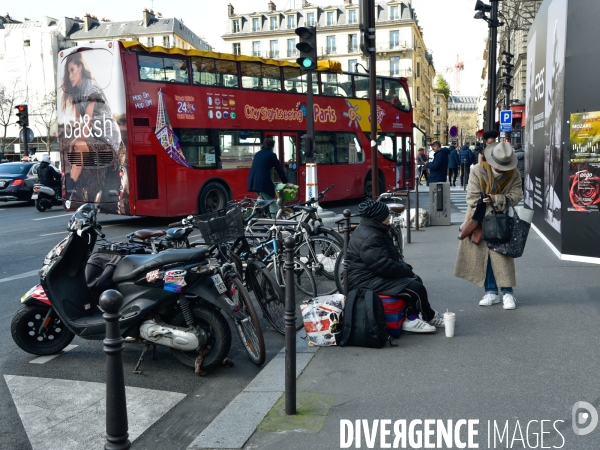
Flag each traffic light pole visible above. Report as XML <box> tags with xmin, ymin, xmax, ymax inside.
<box><xmin>23</xmin><ymin>127</ymin><xmax>29</xmax><ymax>158</ymax></box>
<box><xmin>306</xmin><ymin>72</ymin><xmax>315</xmax><ymax>162</ymax></box>
<box><xmin>369</xmin><ymin>47</ymin><xmax>378</xmax><ymax>199</ymax></box>
<box><xmin>485</xmin><ymin>0</ymin><xmax>499</xmax><ymax>132</ymax></box>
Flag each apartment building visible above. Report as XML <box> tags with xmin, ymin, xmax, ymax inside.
<box><xmin>448</xmin><ymin>96</ymin><xmax>479</xmax><ymax>145</ymax></box>
<box><xmin>432</xmin><ymin>90</ymin><xmax>448</xmax><ymax>144</ymax></box>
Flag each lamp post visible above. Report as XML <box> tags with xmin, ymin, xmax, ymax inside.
<box><xmin>474</xmin><ymin>0</ymin><xmax>502</xmax><ymax>131</ymax></box>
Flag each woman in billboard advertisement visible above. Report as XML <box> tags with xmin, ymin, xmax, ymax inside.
<box><xmin>60</xmin><ymin>50</ymin><xmax>129</xmax><ymax>214</ymax></box>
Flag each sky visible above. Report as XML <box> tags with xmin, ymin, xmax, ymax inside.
<box><xmin>6</xmin><ymin>0</ymin><xmax>488</xmax><ymax>95</ymax></box>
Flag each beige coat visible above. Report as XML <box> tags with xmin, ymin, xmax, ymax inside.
<box><xmin>454</xmin><ymin>164</ymin><xmax>524</xmax><ymax>288</ymax></box>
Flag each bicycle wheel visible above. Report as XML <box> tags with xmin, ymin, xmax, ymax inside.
<box><xmin>226</xmin><ymin>276</ymin><xmax>265</xmax><ymax>365</ymax></box>
<box><xmin>334</xmin><ymin>253</ymin><xmax>345</xmax><ymax>295</ymax></box>
<box><xmin>295</xmin><ymin>236</ymin><xmax>342</xmax><ymax>296</ymax></box>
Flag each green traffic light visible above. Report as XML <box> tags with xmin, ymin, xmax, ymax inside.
<box><xmin>302</xmin><ymin>58</ymin><xmax>313</xmax><ymax>68</ymax></box>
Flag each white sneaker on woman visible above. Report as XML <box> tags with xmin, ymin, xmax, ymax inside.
<box><xmin>502</xmin><ymin>293</ymin><xmax>517</xmax><ymax>310</ymax></box>
<box><xmin>479</xmin><ymin>293</ymin><xmax>500</xmax><ymax>306</ymax></box>
<box><xmin>427</xmin><ymin>311</ymin><xmax>445</xmax><ymax>328</ymax></box>
<box><xmin>402</xmin><ymin>318</ymin><xmax>436</xmax><ymax>333</ymax></box>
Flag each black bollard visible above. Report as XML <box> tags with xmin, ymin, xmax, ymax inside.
<box><xmin>405</xmin><ymin>182</ymin><xmax>411</xmax><ymax>244</ymax></box>
<box><xmin>342</xmin><ymin>209</ymin><xmax>351</xmax><ymax>297</ymax></box>
<box><xmin>100</xmin><ymin>289</ymin><xmax>131</xmax><ymax>450</ymax></box>
<box><xmin>283</xmin><ymin>236</ymin><xmax>296</xmax><ymax>415</ymax></box>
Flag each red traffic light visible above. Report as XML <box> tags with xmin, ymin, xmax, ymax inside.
<box><xmin>17</xmin><ymin>105</ymin><xmax>26</xmax><ymax>111</ymax></box>
<box><xmin>15</xmin><ymin>104</ymin><xmax>29</xmax><ymax>127</ymax></box>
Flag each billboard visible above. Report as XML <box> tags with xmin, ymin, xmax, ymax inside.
<box><xmin>56</xmin><ymin>43</ymin><xmax>130</xmax><ymax>215</ymax></box>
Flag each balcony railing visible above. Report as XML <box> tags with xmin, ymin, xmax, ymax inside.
<box><xmin>287</xmin><ymin>49</ymin><xmax>298</xmax><ymax>58</ymax></box>
<box><xmin>322</xmin><ymin>46</ymin><xmax>336</xmax><ymax>55</ymax></box>
<box><xmin>375</xmin><ymin>41</ymin><xmax>409</xmax><ymax>52</ymax></box>
<box><xmin>376</xmin><ymin>68</ymin><xmax>413</xmax><ymax>78</ymax></box>
<box><xmin>268</xmin><ymin>50</ymin><xmax>280</xmax><ymax>58</ymax></box>
<box><xmin>347</xmin><ymin>45</ymin><xmax>358</xmax><ymax>53</ymax></box>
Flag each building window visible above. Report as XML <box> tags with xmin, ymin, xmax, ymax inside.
<box><xmin>327</xmin><ymin>11</ymin><xmax>335</xmax><ymax>26</ymax></box>
<box><xmin>326</xmin><ymin>35</ymin><xmax>336</xmax><ymax>54</ymax></box>
<box><xmin>253</xmin><ymin>18</ymin><xmax>260</xmax><ymax>32</ymax></box>
<box><xmin>287</xmin><ymin>38</ymin><xmax>296</xmax><ymax>57</ymax></box>
<box><xmin>306</xmin><ymin>12</ymin><xmax>315</xmax><ymax>26</ymax></box>
<box><xmin>436</xmin><ymin>97</ymin><xmax>441</xmax><ymax>104</ymax></box>
<box><xmin>436</xmin><ymin>123</ymin><xmax>441</xmax><ymax>133</ymax></box>
<box><xmin>348</xmin><ymin>59</ymin><xmax>358</xmax><ymax>73</ymax></box>
<box><xmin>390</xmin><ymin>6</ymin><xmax>399</xmax><ymax>20</ymax></box>
<box><xmin>270</xmin><ymin>16</ymin><xmax>278</xmax><ymax>30</ymax></box>
<box><xmin>269</xmin><ymin>40</ymin><xmax>279</xmax><ymax>58</ymax></box>
<box><xmin>348</xmin><ymin>34</ymin><xmax>357</xmax><ymax>53</ymax></box>
<box><xmin>252</xmin><ymin>41</ymin><xmax>261</xmax><ymax>57</ymax></box>
<box><xmin>390</xmin><ymin>57</ymin><xmax>399</xmax><ymax>76</ymax></box>
<box><xmin>287</xmin><ymin>15</ymin><xmax>295</xmax><ymax>29</ymax></box>
<box><xmin>233</xmin><ymin>43</ymin><xmax>241</xmax><ymax>55</ymax></box>
<box><xmin>348</xmin><ymin>9</ymin><xmax>357</xmax><ymax>24</ymax></box>
<box><xmin>232</xmin><ymin>19</ymin><xmax>240</xmax><ymax>33</ymax></box>
<box><xmin>416</xmin><ymin>62</ymin><xmax>421</xmax><ymax>78</ymax></box>
<box><xmin>416</xmin><ymin>87</ymin><xmax>421</xmax><ymax>102</ymax></box>
<box><xmin>389</xmin><ymin>30</ymin><xmax>399</xmax><ymax>49</ymax></box>
<box><xmin>436</xmin><ymin>107</ymin><xmax>441</xmax><ymax>115</ymax></box>
<box><xmin>147</xmin><ymin>37</ymin><xmax>154</xmax><ymax>46</ymax></box>
<box><xmin>163</xmin><ymin>36</ymin><xmax>170</xmax><ymax>48</ymax></box>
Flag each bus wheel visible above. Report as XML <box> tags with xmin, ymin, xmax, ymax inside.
<box><xmin>364</xmin><ymin>173</ymin><xmax>385</xmax><ymax>198</ymax></box>
<box><xmin>199</xmin><ymin>182</ymin><xmax>228</xmax><ymax>213</ymax></box>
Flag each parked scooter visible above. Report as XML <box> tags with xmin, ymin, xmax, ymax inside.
<box><xmin>11</xmin><ymin>204</ymin><xmax>265</xmax><ymax>373</ymax></box>
<box><xmin>32</xmin><ymin>183</ymin><xmax>63</xmax><ymax>212</ymax></box>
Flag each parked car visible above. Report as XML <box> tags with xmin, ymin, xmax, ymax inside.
<box><xmin>0</xmin><ymin>162</ymin><xmax>41</xmax><ymax>203</ymax></box>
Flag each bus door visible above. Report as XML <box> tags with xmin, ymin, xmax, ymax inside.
<box><xmin>265</xmin><ymin>132</ymin><xmax>300</xmax><ymax>198</ymax></box>
<box><xmin>396</xmin><ymin>134</ymin><xmax>414</xmax><ymax>190</ymax></box>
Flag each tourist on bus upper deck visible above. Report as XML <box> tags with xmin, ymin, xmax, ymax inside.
<box><xmin>247</xmin><ymin>138</ymin><xmax>293</xmax><ymax>217</ymax></box>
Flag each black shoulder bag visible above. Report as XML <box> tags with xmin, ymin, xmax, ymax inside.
<box><xmin>482</xmin><ymin>197</ymin><xmax>512</xmax><ymax>243</ymax></box>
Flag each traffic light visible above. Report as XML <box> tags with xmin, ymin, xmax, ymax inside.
<box><xmin>359</xmin><ymin>0</ymin><xmax>375</xmax><ymax>57</ymax></box>
<box><xmin>295</xmin><ymin>26</ymin><xmax>317</xmax><ymax>70</ymax></box>
<box><xmin>300</xmin><ymin>134</ymin><xmax>313</xmax><ymax>159</ymax></box>
<box><xmin>15</xmin><ymin>105</ymin><xmax>29</xmax><ymax>127</ymax></box>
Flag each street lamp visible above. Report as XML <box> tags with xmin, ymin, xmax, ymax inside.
<box><xmin>474</xmin><ymin>0</ymin><xmax>501</xmax><ymax>132</ymax></box>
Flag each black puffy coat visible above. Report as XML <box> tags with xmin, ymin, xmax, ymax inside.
<box><xmin>38</xmin><ymin>161</ymin><xmax>61</xmax><ymax>185</ymax></box>
<box><xmin>347</xmin><ymin>218</ymin><xmax>416</xmax><ymax>295</ymax></box>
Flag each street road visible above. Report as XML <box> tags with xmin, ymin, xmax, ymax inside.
<box><xmin>0</xmin><ymin>201</ymin><xmax>295</xmax><ymax>450</ymax></box>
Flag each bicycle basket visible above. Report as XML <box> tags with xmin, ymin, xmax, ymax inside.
<box><xmin>275</xmin><ymin>183</ymin><xmax>299</xmax><ymax>202</ymax></box>
<box><xmin>196</xmin><ymin>204</ymin><xmax>244</xmax><ymax>245</ymax></box>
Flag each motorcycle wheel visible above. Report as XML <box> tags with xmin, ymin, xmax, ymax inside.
<box><xmin>11</xmin><ymin>306</ymin><xmax>75</xmax><ymax>355</ymax></box>
<box><xmin>170</xmin><ymin>304</ymin><xmax>231</xmax><ymax>371</ymax></box>
<box><xmin>227</xmin><ymin>276</ymin><xmax>265</xmax><ymax>366</ymax></box>
<box><xmin>35</xmin><ymin>200</ymin><xmax>47</xmax><ymax>212</ymax></box>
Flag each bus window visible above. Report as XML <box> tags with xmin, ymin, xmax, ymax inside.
<box><xmin>192</xmin><ymin>57</ymin><xmax>238</xmax><ymax>88</ymax></box>
<box><xmin>219</xmin><ymin>130</ymin><xmax>261</xmax><ymax>169</ymax></box>
<box><xmin>321</xmin><ymin>72</ymin><xmax>352</xmax><ymax>97</ymax></box>
<box><xmin>315</xmin><ymin>132</ymin><xmax>364</xmax><ymax>165</ymax></box>
<box><xmin>283</xmin><ymin>67</ymin><xmax>305</xmax><ymax>94</ymax></box>
<box><xmin>176</xmin><ymin>129</ymin><xmax>217</xmax><ymax>168</ymax></box>
<box><xmin>375</xmin><ymin>132</ymin><xmax>397</xmax><ymax>162</ymax></box>
<box><xmin>240</xmin><ymin>62</ymin><xmax>281</xmax><ymax>91</ymax></box>
<box><xmin>384</xmin><ymin>79</ymin><xmax>410</xmax><ymax>112</ymax></box>
<box><xmin>138</xmin><ymin>55</ymin><xmax>189</xmax><ymax>84</ymax></box>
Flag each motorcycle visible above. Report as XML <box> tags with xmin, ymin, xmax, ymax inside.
<box><xmin>11</xmin><ymin>204</ymin><xmax>265</xmax><ymax>373</ymax></box>
<box><xmin>32</xmin><ymin>183</ymin><xmax>63</xmax><ymax>212</ymax></box>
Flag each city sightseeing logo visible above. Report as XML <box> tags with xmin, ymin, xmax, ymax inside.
<box><xmin>338</xmin><ymin>402</ymin><xmax>600</xmax><ymax>449</ymax></box>
<box><xmin>343</xmin><ymin>100</ymin><xmax>361</xmax><ymax>129</ymax></box>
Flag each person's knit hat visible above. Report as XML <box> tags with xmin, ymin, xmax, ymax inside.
<box><xmin>482</xmin><ymin>130</ymin><xmax>499</xmax><ymax>140</ymax></box>
<box><xmin>358</xmin><ymin>199</ymin><xmax>389</xmax><ymax>222</ymax></box>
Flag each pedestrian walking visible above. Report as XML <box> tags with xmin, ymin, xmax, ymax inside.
<box><xmin>459</xmin><ymin>144</ymin><xmax>473</xmax><ymax>187</ymax></box>
<box><xmin>416</xmin><ymin>148</ymin><xmax>429</xmax><ymax>184</ymax></box>
<box><xmin>347</xmin><ymin>199</ymin><xmax>446</xmax><ymax>332</ymax></box>
<box><xmin>425</xmin><ymin>141</ymin><xmax>450</xmax><ymax>185</ymax></box>
<box><xmin>514</xmin><ymin>143</ymin><xmax>525</xmax><ymax>196</ymax></box>
<box><xmin>454</xmin><ymin>142</ymin><xmax>523</xmax><ymax>310</ymax></box>
<box><xmin>447</xmin><ymin>145</ymin><xmax>460</xmax><ymax>187</ymax></box>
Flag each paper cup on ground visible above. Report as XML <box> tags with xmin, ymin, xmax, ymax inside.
<box><xmin>444</xmin><ymin>312</ymin><xmax>455</xmax><ymax>337</ymax></box>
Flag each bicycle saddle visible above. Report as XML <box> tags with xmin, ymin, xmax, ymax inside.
<box><xmin>387</xmin><ymin>204</ymin><xmax>405</xmax><ymax>214</ymax></box>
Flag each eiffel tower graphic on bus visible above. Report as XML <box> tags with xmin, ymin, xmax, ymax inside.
<box><xmin>155</xmin><ymin>89</ymin><xmax>191</xmax><ymax>168</ymax></box>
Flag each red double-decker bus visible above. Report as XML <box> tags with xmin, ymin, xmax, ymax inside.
<box><xmin>57</xmin><ymin>41</ymin><xmax>414</xmax><ymax>216</ymax></box>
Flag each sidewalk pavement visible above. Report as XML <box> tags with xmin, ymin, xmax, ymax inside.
<box><xmin>191</xmin><ymin>191</ymin><xmax>600</xmax><ymax>450</ymax></box>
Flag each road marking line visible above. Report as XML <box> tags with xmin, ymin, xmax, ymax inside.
<box><xmin>29</xmin><ymin>345</ymin><xmax>78</xmax><ymax>364</ymax></box>
<box><xmin>40</xmin><ymin>231</ymin><xmax>68</xmax><ymax>236</ymax></box>
<box><xmin>0</xmin><ymin>270</ymin><xmax>39</xmax><ymax>284</ymax></box>
<box><xmin>33</xmin><ymin>213</ymin><xmax>73</xmax><ymax>221</ymax></box>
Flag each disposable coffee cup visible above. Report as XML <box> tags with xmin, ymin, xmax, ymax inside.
<box><xmin>444</xmin><ymin>312</ymin><xmax>456</xmax><ymax>337</ymax></box>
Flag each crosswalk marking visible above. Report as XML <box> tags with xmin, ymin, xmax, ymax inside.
<box><xmin>29</xmin><ymin>345</ymin><xmax>78</xmax><ymax>364</ymax></box>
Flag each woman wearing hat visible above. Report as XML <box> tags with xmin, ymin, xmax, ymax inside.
<box><xmin>455</xmin><ymin>141</ymin><xmax>523</xmax><ymax>310</ymax></box>
<box><xmin>347</xmin><ymin>199</ymin><xmax>445</xmax><ymax>332</ymax></box>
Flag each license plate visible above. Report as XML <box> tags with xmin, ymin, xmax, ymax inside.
<box><xmin>211</xmin><ymin>274</ymin><xmax>227</xmax><ymax>294</ymax></box>
<box><xmin>31</xmin><ymin>194</ymin><xmax>38</xmax><ymax>199</ymax></box>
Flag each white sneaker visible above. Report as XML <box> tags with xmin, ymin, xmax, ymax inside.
<box><xmin>402</xmin><ymin>318</ymin><xmax>436</xmax><ymax>333</ymax></box>
<box><xmin>502</xmin><ymin>293</ymin><xmax>517</xmax><ymax>310</ymax></box>
<box><xmin>427</xmin><ymin>311</ymin><xmax>445</xmax><ymax>328</ymax></box>
<box><xmin>479</xmin><ymin>293</ymin><xmax>500</xmax><ymax>306</ymax></box>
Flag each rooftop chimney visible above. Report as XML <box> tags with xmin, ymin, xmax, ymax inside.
<box><xmin>268</xmin><ymin>1</ymin><xmax>276</xmax><ymax>12</ymax></box>
<box><xmin>344</xmin><ymin>0</ymin><xmax>352</xmax><ymax>4</ymax></box>
<box><xmin>143</xmin><ymin>9</ymin><xmax>155</xmax><ymax>27</ymax></box>
<box><xmin>228</xmin><ymin>3</ymin><xmax>234</xmax><ymax>17</ymax></box>
<box><xmin>83</xmin><ymin>15</ymin><xmax>95</xmax><ymax>32</ymax></box>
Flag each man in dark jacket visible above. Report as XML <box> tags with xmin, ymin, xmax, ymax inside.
<box><xmin>247</xmin><ymin>138</ymin><xmax>292</xmax><ymax>217</ymax></box>
<box><xmin>459</xmin><ymin>144</ymin><xmax>473</xmax><ymax>187</ymax></box>
<box><xmin>38</xmin><ymin>154</ymin><xmax>61</xmax><ymax>191</ymax></box>
<box><xmin>447</xmin><ymin>145</ymin><xmax>460</xmax><ymax>187</ymax></box>
<box><xmin>425</xmin><ymin>141</ymin><xmax>450</xmax><ymax>185</ymax></box>
<box><xmin>347</xmin><ymin>199</ymin><xmax>445</xmax><ymax>333</ymax></box>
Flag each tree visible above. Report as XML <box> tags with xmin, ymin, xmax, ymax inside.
<box><xmin>33</xmin><ymin>91</ymin><xmax>58</xmax><ymax>154</ymax></box>
<box><xmin>0</xmin><ymin>80</ymin><xmax>22</xmax><ymax>159</ymax></box>
<box><xmin>435</xmin><ymin>74</ymin><xmax>451</xmax><ymax>99</ymax></box>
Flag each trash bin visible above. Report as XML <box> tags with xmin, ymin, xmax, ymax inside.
<box><xmin>429</xmin><ymin>182</ymin><xmax>451</xmax><ymax>226</ymax></box>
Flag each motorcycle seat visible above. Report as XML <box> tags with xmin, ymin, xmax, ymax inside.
<box><xmin>387</xmin><ymin>203</ymin><xmax>405</xmax><ymax>214</ymax></box>
<box><xmin>113</xmin><ymin>248</ymin><xmax>210</xmax><ymax>283</ymax></box>
<box><xmin>133</xmin><ymin>229</ymin><xmax>167</xmax><ymax>239</ymax></box>
<box><xmin>293</xmin><ymin>205</ymin><xmax>317</xmax><ymax>213</ymax></box>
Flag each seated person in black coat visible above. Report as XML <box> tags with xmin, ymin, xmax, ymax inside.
<box><xmin>347</xmin><ymin>199</ymin><xmax>445</xmax><ymax>333</ymax></box>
